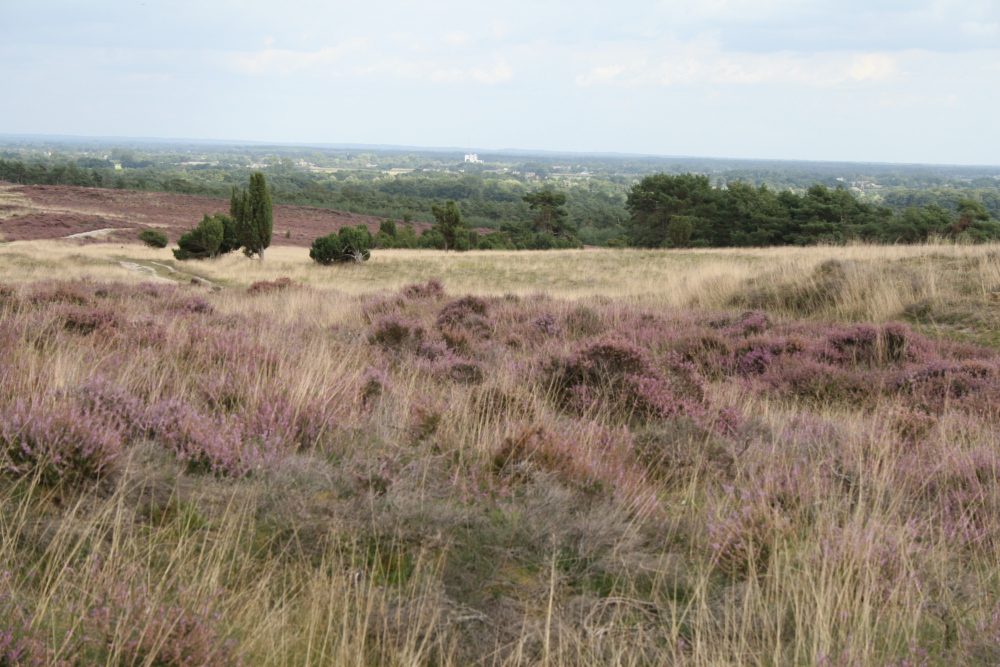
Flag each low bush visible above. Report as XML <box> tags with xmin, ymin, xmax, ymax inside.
<box><xmin>400</xmin><ymin>278</ymin><xmax>446</xmax><ymax>301</ymax></box>
<box><xmin>310</xmin><ymin>225</ymin><xmax>373</xmax><ymax>264</ymax></box>
<box><xmin>137</xmin><ymin>229</ymin><xmax>168</xmax><ymax>248</ymax></box>
<box><xmin>80</xmin><ymin>574</ymin><xmax>241</xmax><ymax>667</ymax></box>
<box><xmin>368</xmin><ymin>315</ymin><xmax>426</xmax><ymax>353</ymax></box>
<box><xmin>173</xmin><ymin>214</ymin><xmax>239</xmax><ymax>260</ymax></box>
<box><xmin>60</xmin><ymin>306</ymin><xmax>119</xmax><ymax>334</ymax></box>
<box><xmin>545</xmin><ymin>339</ymin><xmax>707</xmax><ymax>424</ymax></box>
<box><xmin>247</xmin><ymin>277</ymin><xmax>296</xmax><ymax>295</ymax></box>
<box><xmin>0</xmin><ymin>399</ymin><xmax>122</xmax><ymax>484</ymax></box>
<box><xmin>436</xmin><ymin>295</ymin><xmax>489</xmax><ymax>328</ymax></box>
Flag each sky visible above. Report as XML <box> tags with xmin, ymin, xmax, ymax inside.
<box><xmin>2</xmin><ymin>0</ymin><xmax>999</xmax><ymax>165</ymax></box>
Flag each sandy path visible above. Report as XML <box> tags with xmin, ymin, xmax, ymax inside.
<box><xmin>65</xmin><ymin>228</ymin><xmax>132</xmax><ymax>239</ymax></box>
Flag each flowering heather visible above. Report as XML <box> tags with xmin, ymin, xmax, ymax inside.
<box><xmin>544</xmin><ymin>338</ymin><xmax>710</xmax><ymax>425</ymax></box>
<box><xmin>78</xmin><ymin>568</ymin><xmax>240</xmax><ymax>667</ymax></box>
<box><xmin>59</xmin><ymin>305</ymin><xmax>120</xmax><ymax>334</ymax></box>
<box><xmin>0</xmin><ymin>575</ymin><xmax>58</xmax><ymax>667</ymax></box>
<box><xmin>399</xmin><ymin>278</ymin><xmax>446</xmax><ymax>301</ymax></box>
<box><xmin>0</xmin><ymin>397</ymin><xmax>122</xmax><ymax>484</ymax></box>
<box><xmin>360</xmin><ymin>366</ymin><xmax>390</xmax><ymax>409</ymax></box>
<box><xmin>246</xmin><ymin>276</ymin><xmax>296</xmax><ymax>295</ymax></box>
<box><xmin>435</xmin><ymin>295</ymin><xmax>489</xmax><ymax>329</ymax></box>
<box><xmin>531</xmin><ymin>313</ymin><xmax>562</xmax><ymax>338</ymax></box>
<box><xmin>368</xmin><ymin>315</ymin><xmax>426</xmax><ymax>354</ymax></box>
<box><xmin>5</xmin><ymin>274</ymin><xmax>1000</xmax><ymax>665</ymax></box>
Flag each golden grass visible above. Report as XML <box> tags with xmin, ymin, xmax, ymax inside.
<box><xmin>5</xmin><ymin>239</ymin><xmax>1000</xmax><ymax>332</ymax></box>
<box><xmin>0</xmin><ymin>184</ymin><xmax>138</xmax><ymax>222</ymax></box>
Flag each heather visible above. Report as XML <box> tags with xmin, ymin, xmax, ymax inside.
<box><xmin>3</xmin><ymin>275</ymin><xmax>1000</xmax><ymax>665</ymax></box>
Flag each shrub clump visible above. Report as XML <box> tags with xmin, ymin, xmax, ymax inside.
<box><xmin>173</xmin><ymin>214</ymin><xmax>239</xmax><ymax>260</ymax></box>
<box><xmin>734</xmin><ymin>259</ymin><xmax>850</xmax><ymax>315</ymax></box>
<box><xmin>310</xmin><ymin>225</ymin><xmax>373</xmax><ymax>265</ymax></box>
<box><xmin>564</xmin><ymin>304</ymin><xmax>605</xmax><ymax>337</ymax></box>
<box><xmin>171</xmin><ymin>296</ymin><xmax>214</xmax><ymax>315</ymax></box>
<box><xmin>81</xmin><ymin>575</ymin><xmax>241</xmax><ymax>667</ymax></box>
<box><xmin>60</xmin><ymin>306</ymin><xmax>120</xmax><ymax>335</ymax></box>
<box><xmin>29</xmin><ymin>283</ymin><xmax>92</xmax><ymax>306</ymax></box>
<box><xmin>247</xmin><ymin>277</ymin><xmax>296</xmax><ymax>295</ymax></box>
<box><xmin>545</xmin><ymin>339</ymin><xmax>706</xmax><ymax>424</ymax></box>
<box><xmin>400</xmin><ymin>278</ymin><xmax>446</xmax><ymax>301</ymax></box>
<box><xmin>436</xmin><ymin>295</ymin><xmax>489</xmax><ymax>329</ymax></box>
<box><xmin>0</xmin><ymin>399</ymin><xmax>122</xmax><ymax>484</ymax></box>
<box><xmin>137</xmin><ymin>229</ymin><xmax>169</xmax><ymax>248</ymax></box>
<box><xmin>633</xmin><ymin>420</ymin><xmax>735</xmax><ymax>488</ymax></box>
<box><xmin>368</xmin><ymin>316</ymin><xmax>426</xmax><ymax>353</ymax></box>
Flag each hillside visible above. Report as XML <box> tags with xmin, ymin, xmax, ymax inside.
<box><xmin>0</xmin><ymin>183</ymin><xmax>457</xmax><ymax>245</ymax></box>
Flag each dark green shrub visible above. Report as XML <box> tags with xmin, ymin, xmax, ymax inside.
<box><xmin>138</xmin><ymin>229</ymin><xmax>168</xmax><ymax>248</ymax></box>
<box><xmin>173</xmin><ymin>214</ymin><xmax>240</xmax><ymax>260</ymax></box>
<box><xmin>395</xmin><ymin>224</ymin><xmax>418</xmax><ymax>248</ymax></box>
<box><xmin>379</xmin><ymin>218</ymin><xmax>398</xmax><ymax>239</ymax></box>
<box><xmin>309</xmin><ymin>234</ymin><xmax>343</xmax><ymax>265</ymax></box>
<box><xmin>453</xmin><ymin>228</ymin><xmax>471</xmax><ymax>251</ymax></box>
<box><xmin>310</xmin><ymin>225</ymin><xmax>373</xmax><ymax>265</ymax></box>
<box><xmin>478</xmin><ymin>231</ymin><xmax>515</xmax><ymax>250</ymax></box>
<box><xmin>417</xmin><ymin>228</ymin><xmax>446</xmax><ymax>249</ymax></box>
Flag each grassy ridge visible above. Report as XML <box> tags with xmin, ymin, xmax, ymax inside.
<box><xmin>3</xmin><ymin>243</ymin><xmax>1000</xmax><ymax>664</ymax></box>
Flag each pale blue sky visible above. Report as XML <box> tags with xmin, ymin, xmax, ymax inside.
<box><xmin>2</xmin><ymin>1</ymin><xmax>998</xmax><ymax>164</ymax></box>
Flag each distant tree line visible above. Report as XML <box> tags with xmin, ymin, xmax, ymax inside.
<box><xmin>0</xmin><ymin>159</ymin><xmax>102</xmax><ymax>187</ymax></box>
<box><xmin>626</xmin><ymin>174</ymin><xmax>999</xmax><ymax>247</ymax></box>
<box><xmin>4</xmin><ymin>153</ymin><xmax>999</xmax><ymax>248</ymax></box>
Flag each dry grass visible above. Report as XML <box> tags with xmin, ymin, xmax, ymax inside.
<box><xmin>4</xmin><ymin>239</ymin><xmax>1000</xmax><ymax>310</ymax></box>
<box><xmin>0</xmin><ymin>185</ymin><xmax>131</xmax><ymax>223</ymax></box>
<box><xmin>4</xmin><ymin>243</ymin><xmax>1000</xmax><ymax>665</ymax></box>
<box><xmin>0</xmin><ymin>185</ymin><xmax>36</xmax><ymax>220</ymax></box>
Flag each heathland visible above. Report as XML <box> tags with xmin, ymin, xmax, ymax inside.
<box><xmin>4</xmin><ymin>239</ymin><xmax>1000</xmax><ymax>665</ymax></box>
<box><xmin>3</xmin><ymin>138</ymin><xmax>1000</xmax><ymax>248</ymax></box>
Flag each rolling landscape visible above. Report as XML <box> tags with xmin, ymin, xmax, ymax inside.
<box><xmin>4</xmin><ymin>142</ymin><xmax>1000</xmax><ymax>664</ymax></box>
<box><xmin>4</xmin><ymin>0</ymin><xmax>1000</xmax><ymax>664</ymax></box>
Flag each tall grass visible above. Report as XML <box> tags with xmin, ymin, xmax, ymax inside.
<box><xmin>5</xmin><ymin>240</ymin><xmax>1000</xmax><ymax>321</ymax></box>
<box><xmin>3</xmin><ymin>246</ymin><xmax>1000</xmax><ymax>665</ymax></box>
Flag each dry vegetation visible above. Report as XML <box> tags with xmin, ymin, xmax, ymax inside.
<box><xmin>0</xmin><ymin>184</ymin><xmax>421</xmax><ymax>244</ymax></box>
<box><xmin>3</xmin><ymin>240</ymin><xmax>1000</xmax><ymax>666</ymax></box>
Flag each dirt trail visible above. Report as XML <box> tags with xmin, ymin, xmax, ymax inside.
<box><xmin>110</xmin><ymin>257</ymin><xmax>218</xmax><ymax>287</ymax></box>
<box><xmin>66</xmin><ymin>228</ymin><xmax>131</xmax><ymax>239</ymax></box>
<box><xmin>116</xmin><ymin>261</ymin><xmax>173</xmax><ymax>282</ymax></box>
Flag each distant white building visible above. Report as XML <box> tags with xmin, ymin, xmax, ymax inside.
<box><xmin>464</xmin><ymin>153</ymin><xmax>483</xmax><ymax>163</ymax></box>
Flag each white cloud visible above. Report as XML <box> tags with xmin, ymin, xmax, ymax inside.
<box><xmin>473</xmin><ymin>59</ymin><xmax>513</xmax><ymax>83</ymax></box>
<box><xmin>846</xmin><ymin>53</ymin><xmax>896</xmax><ymax>82</ymax></box>
<box><xmin>874</xmin><ymin>92</ymin><xmax>959</xmax><ymax>108</ymax></box>
<box><xmin>430</xmin><ymin>58</ymin><xmax>513</xmax><ymax>84</ymax></box>
<box><xmin>228</xmin><ymin>43</ymin><xmax>359</xmax><ymax>75</ymax></box>
<box><xmin>575</xmin><ymin>43</ymin><xmax>899</xmax><ymax>88</ymax></box>
<box><xmin>962</xmin><ymin>21</ymin><xmax>999</xmax><ymax>37</ymax></box>
<box><xmin>443</xmin><ymin>31</ymin><xmax>473</xmax><ymax>47</ymax></box>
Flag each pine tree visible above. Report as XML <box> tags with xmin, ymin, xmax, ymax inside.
<box><xmin>430</xmin><ymin>199</ymin><xmax>470</xmax><ymax>251</ymax></box>
<box><xmin>231</xmin><ymin>171</ymin><xmax>273</xmax><ymax>260</ymax></box>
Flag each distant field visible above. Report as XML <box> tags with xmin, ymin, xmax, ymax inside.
<box><xmin>0</xmin><ymin>183</ymin><xmax>413</xmax><ymax>244</ymax></box>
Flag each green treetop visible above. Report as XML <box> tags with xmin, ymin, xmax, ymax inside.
<box><xmin>430</xmin><ymin>199</ymin><xmax>472</xmax><ymax>251</ymax></box>
<box><xmin>231</xmin><ymin>171</ymin><xmax>273</xmax><ymax>260</ymax></box>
